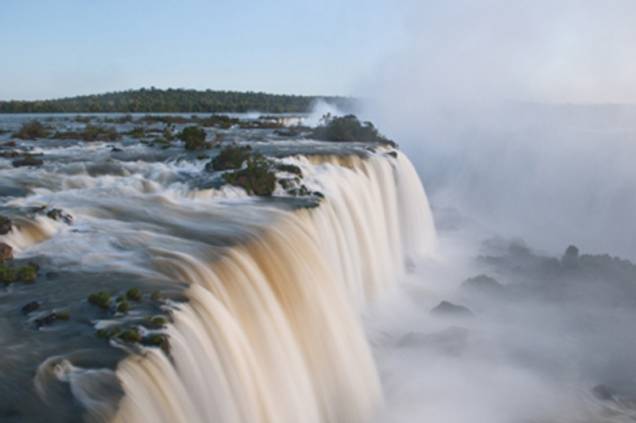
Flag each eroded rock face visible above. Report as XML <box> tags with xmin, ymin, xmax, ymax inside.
<box><xmin>0</xmin><ymin>242</ymin><xmax>13</xmax><ymax>262</ymax></box>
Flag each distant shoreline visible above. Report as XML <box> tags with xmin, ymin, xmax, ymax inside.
<box><xmin>0</xmin><ymin>87</ymin><xmax>354</xmax><ymax>114</ymax></box>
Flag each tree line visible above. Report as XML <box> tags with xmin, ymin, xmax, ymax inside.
<box><xmin>0</xmin><ymin>88</ymin><xmax>354</xmax><ymax>114</ymax></box>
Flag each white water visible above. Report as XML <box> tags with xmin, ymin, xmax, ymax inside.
<box><xmin>112</xmin><ymin>152</ymin><xmax>437</xmax><ymax>423</ymax></box>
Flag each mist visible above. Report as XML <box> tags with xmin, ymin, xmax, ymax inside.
<box><xmin>354</xmin><ymin>1</ymin><xmax>636</xmax><ymax>422</ymax></box>
<box><xmin>357</xmin><ymin>0</ymin><xmax>636</xmax><ymax>258</ymax></box>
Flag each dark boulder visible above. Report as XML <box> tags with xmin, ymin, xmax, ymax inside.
<box><xmin>223</xmin><ymin>155</ymin><xmax>276</xmax><ymax>196</ymax></box>
<box><xmin>206</xmin><ymin>145</ymin><xmax>252</xmax><ymax>171</ymax></box>
<box><xmin>430</xmin><ymin>301</ymin><xmax>474</xmax><ymax>318</ymax></box>
<box><xmin>46</xmin><ymin>208</ymin><xmax>73</xmax><ymax>225</ymax></box>
<box><xmin>12</xmin><ymin>155</ymin><xmax>44</xmax><ymax>167</ymax></box>
<box><xmin>592</xmin><ymin>384</ymin><xmax>617</xmax><ymax>401</ymax></box>
<box><xmin>462</xmin><ymin>274</ymin><xmax>504</xmax><ymax>295</ymax></box>
<box><xmin>0</xmin><ymin>242</ymin><xmax>13</xmax><ymax>262</ymax></box>
<box><xmin>21</xmin><ymin>301</ymin><xmax>40</xmax><ymax>314</ymax></box>
<box><xmin>0</xmin><ymin>215</ymin><xmax>12</xmax><ymax>235</ymax></box>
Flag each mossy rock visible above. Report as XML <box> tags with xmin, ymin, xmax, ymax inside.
<box><xmin>116</xmin><ymin>300</ymin><xmax>129</xmax><ymax>314</ymax></box>
<box><xmin>143</xmin><ymin>334</ymin><xmax>170</xmax><ymax>353</ymax></box>
<box><xmin>14</xmin><ymin>120</ymin><xmax>49</xmax><ymax>140</ymax></box>
<box><xmin>118</xmin><ymin>328</ymin><xmax>142</xmax><ymax>343</ymax></box>
<box><xmin>126</xmin><ymin>287</ymin><xmax>142</xmax><ymax>302</ymax></box>
<box><xmin>311</xmin><ymin>114</ymin><xmax>395</xmax><ymax>146</ymax></box>
<box><xmin>128</xmin><ymin>127</ymin><xmax>145</xmax><ymax>138</ymax></box>
<box><xmin>223</xmin><ymin>155</ymin><xmax>276</xmax><ymax>196</ymax></box>
<box><xmin>0</xmin><ymin>264</ymin><xmax>16</xmax><ymax>284</ymax></box>
<box><xmin>206</xmin><ymin>145</ymin><xmax>252</xmax><ymax>171</ymax></box>
<box><xmin>16</xmin><ymin>264</ymin><xmax>38</xmax><ymax>283</ymax></box>
<box><xmin>88</xmin><ymin>291</ymin><xmax>111</xmax><ymax>309</ymax></box>
<box><xmin>55</xmin><ymin>310</ymin><xmax>70</xmax><ymax>320</ymax></box>
<box><xmin>81</xmin><ymin>125</ymin><xmax>120</xmax><ymax>142</ymax></box>
<box><xmin>179</xmin><ymin>126</ymin><xmax>207</xmax><ymax>151</ymax></box>
<box><xmin>145</xmin><ymin>315</ymin><xmax>168</xmax><ymax>328</ymax></box>
<box><xmin>275</xmin><ymin>163</ymin><xmax>302</xmax><ymax>177</ymax></box>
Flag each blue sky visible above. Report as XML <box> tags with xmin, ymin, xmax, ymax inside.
<box><xmin>0</xmin><ymin>0</ymin><xmax>403</xmax><ymax>100</ymax></box>
<box><xmin>2</xmin><ymin>1</ymin><xmax>636</xmax><ymax>103</ymax></box>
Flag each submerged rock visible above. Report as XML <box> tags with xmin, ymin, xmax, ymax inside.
<box><xmin>16</xmin><ymin>264</ymin><xmax>38</xmax><ymax>283</ymax></box>
<box><xmin>34</xmin><ymin>311</ymin><xmax>69</xmax><ymax>328</ymax></box>
<box><xmin>12</xmin><ymin>155</ymin><xmax>44</xmax><ymax>167</ymax></box>
<box><xmin>46</xmin><ymin>208</ymin><xmax>73</xmax><ymax>224</ymax></box>
<box><xmin>430</xmin><ymin>301</ymin><xmax>474</xmax><ymax>318</ymax></box>
<box><xmin>21</xmin><ymin>301</ymin><xmax>40</xmax><ymax>314</ymax></box>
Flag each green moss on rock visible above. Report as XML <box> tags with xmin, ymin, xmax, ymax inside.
<box><xmin>206</xmin><ymin>145</ymin><xmax>252</xmax><ymax>171</ymax></box>
<box><xmin>126</xmin><ymin>287</ymin><xmax>142</xmax><ymax>301</ymax></box>
<box><xmin>223</xmin><ymin>155</ymin><xmax>276</xmax><ymax>196</ymax></box>
<box><xmin>88</xmin><ymin>291</ymin><xmax>111</xmax><ymax>309</ymax></box>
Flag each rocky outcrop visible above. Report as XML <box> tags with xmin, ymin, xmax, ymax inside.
<box><xmin>430</xmin><ymin>301</ymin><xmax>474</xmax><ymax>318</ymax></box>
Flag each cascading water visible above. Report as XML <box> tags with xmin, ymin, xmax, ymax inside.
<box><xmin>111</xmin><ymin>152</ymin><xmax>437</xmax><ymax>423</ymax></box>
<box><xmin>0</xmin><ymin>113</ymin><xmax>437</xmax><ymax>423</ymax></box>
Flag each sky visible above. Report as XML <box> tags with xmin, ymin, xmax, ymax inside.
<box><xmin>1</xmin><ymin>1</ymin><xmax>636</xmax><ymax>103</ymax></box>
<box><xmin>0</xmin><ymin>0</ymin><xmax>403</xmax><ymax>100</ymax></box>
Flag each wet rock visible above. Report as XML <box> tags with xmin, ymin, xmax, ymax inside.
<box><xmin>0</xmin><ymin>263</ymin><xmax>16</xmax><ymax>283</ymax></box>
<box><xmin>110</xmin><ymin>146</ymin><xmax>123</xmax><ymax>153</ymax></box>
<box><xmin>126</xmin><ymin>287</ymin><xmax>142</xmax><ymax>302</ymax></box>
<box><xmin>386</xmin><ymin>150</ymin><xmax>398</xmax><ymax>159</ymax></box>
<box><xmin>0</xmin><ymin>215</ymin><xmax>12</xmax><ymax>235</ymax></box>
<box><xmin>12</xmin><ymin>155</ymin><xmax>44</xmax><ymax>167</ymax></box>
<box><xmin>117</xmin><ymin>328</ymin><xmax>141</xmax><ymax>343</ymax></box>
<box><xmin>34</xmin><ymin>313</ymin><xmax>58</xmax><ymax>328</ymax></box>
<box><xmin>145</xmin><ymin>315</ymin><xmax>168</xmax><ymax>329</ymax></box>
<box><xmin>0</xmin><ymin>242</ymin><xmax>13</xmax><ymax>262</ymax></box>
<box><xmin>462</xmin><ymin>274</ymin><xmax>504</xmax><ymax>295</ymax></box>
<box><xmin>142</xmin><ymin>334</ymin><xmax>170</xmax><ymax>353</ymax></box>
<box><xmin>46</xmin><ymin>208</ymin><xmax>73</xmax><ymax>225</ymax></box>
<box><xmin>223</xmin><ymin>155</ymin><xmax>276</xmax><ymax>196</ymax></box>
<box><xmin>116</xmin><ymin>300</ymin><xmax>129</xmax><ymax>314</ymax></box>
<box><xmin>275</xmin><ymin>163</ymin><xmax>303</xmax><ymax>177</ymax></box>
<box><xmin>21</xmin><ymin>301</ymin><xmax>40</xmax><ymax>314</ymax></box>
<box><xmin>592</xmin><ymin>384</ymin><xmax>617</xmax><ymax>401</ymax></box>
<box><xmin>430</xmin><ymin>301</ymin><xmax>474</xmax><ymax>318</ymax></box>
<box><xmin>206</xmin><ymin>145</ymin><xmax>252</xmax><ymax>171</ymax></box>
<box><xmin>88</xmin><ymin>291</ymin><xmax>112</xmax><ymax>309</ymax></box>
<box><xmin>16</xmin><ymin>264</ymin><xmax>38</xmax><ymax>283</ymax></box>
<box><xmin>0</xmin><ymin>150</ymin><xmax>21</xmax><ymax>158</ymax></box>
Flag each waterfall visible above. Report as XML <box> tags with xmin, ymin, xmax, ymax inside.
<box><xmin>111</xmin><ymin>151</ymin><xmax>437</xmax><ymax>423</ymax></box>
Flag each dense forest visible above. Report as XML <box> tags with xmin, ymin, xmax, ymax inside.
<box><xmin>0</xmin><ymin>88</ymin><xmax>354</xmax><ymax>114</ymax></box>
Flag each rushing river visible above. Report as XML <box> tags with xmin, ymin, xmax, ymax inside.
<box><xmin>0</xmin><ymin>114</ymin><xmax>436</xmax><ymax>422</ymax></box>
